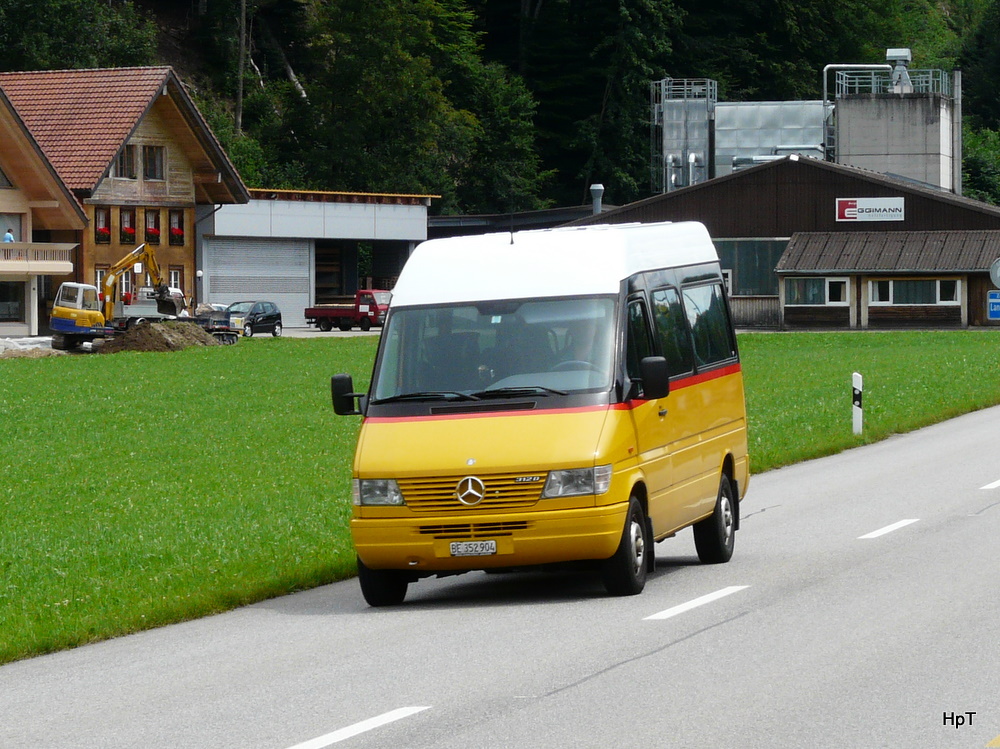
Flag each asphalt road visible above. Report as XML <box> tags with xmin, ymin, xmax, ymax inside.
<box><xmin>2</xmin><ymin>406</ymin><xmax>999</xmax><ymax>748</ymax></box>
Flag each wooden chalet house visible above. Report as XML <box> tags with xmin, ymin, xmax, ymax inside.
<box><xmin>0</xmin><ymin>87</ymin><xmax>84</xmax><ymax>336</ymax></box>
<box><xmin>0</xmin><ymin>66</ymin><xmax>248</xmax><ymax>333</ymax></box>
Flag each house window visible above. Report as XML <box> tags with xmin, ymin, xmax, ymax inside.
<box><xmin>143</xmin><ymin>146</ymin><xmax>165</xmax><ymax>180</ymax></box>
<box><xmin>118</xmin><ymin>207</ymin><xmax>137</xmax><ymax>245</ymax></box>
<box><xmin>119</xmin><ymin>207</ymin><xmax>137</xmax><ymax>245</ymax></box>
<box><xmin>169</xmin><ymin>210</ymin><xmax>185</xmax><ymax>246</ymax></box>
<box><xmin>894</xmin><ymin>280</ymin><xmax>936</xmax><ymax>304</ymax></box>
<box><xmin>784</xmin><ymin>277</ymin><xmax>849</xmax><ymax>306</ymax></box>
<box><xmin>119</xmin><ymin>269</ymin><xmax>133</xmax><ymax>298</ymax></box>
<box><xmin>144</xmin><ymin>208</ymin><xmax>161</xmax><ymax>244</ymax></box>
<box><xmin>95</xmin><ymin>266</ymin><xmax>108</xmax><ymax>298</ymax></box>
<box><xmin>786</xmin><ymin>278</ymin><xmax>824</xmax><ymax>305</ymax></box>
<box><xmin>828</xmin><ymin>280</ymin><xmax>847</xmax><ymax>304</ymax></box>
<box><xmin>869</xmin><ymin>279</ymin><xmax>960</xmax><ymax>305</ymax></box>
<box><xmin>940</xmin><ymin>279</ymin><xmax>958</xmax><ymax>303</ymax></box>
<box><xmin>1</xmin><ymin>214</ymin><xmax>21</xmax><ymax>242</ymax></box>
<box><xmin>115</xmin><ymin>145</ymin><xmax>136</xmax><ymax>179</ymax></box>
<box><xmin>0</xmin><ymin>281</ymin><xmax>26</xmax><ymax>322</ymax></box>
<box><xmin>94</xmin><ymin>207</ymin><xmax>111</xmax><ymax>243</ymax></box>
<box><xmin>169</xmin><ymin>266</ymin><xmax>183</xmax><ymax>292</ymax></box>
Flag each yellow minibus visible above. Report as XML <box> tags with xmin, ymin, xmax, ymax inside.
<box><xmin>332</xmin><ymin>221</ymin><xmax>749</xmax><ymax>605</ymax></box>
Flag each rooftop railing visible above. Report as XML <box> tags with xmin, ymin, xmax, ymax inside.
<box><xmin>836</xmin><ymin>69</ymin><xmax>952</xmax><ymax>97</ymax></box>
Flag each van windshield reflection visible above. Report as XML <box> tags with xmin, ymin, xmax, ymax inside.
<box><xmin>372</xmin><ymin>297</ymin><xmax>616</xmax><ymax>402</ymax></box>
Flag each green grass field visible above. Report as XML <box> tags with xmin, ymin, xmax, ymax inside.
<box><xmin>1</xmin><ymin>330</ymin><xmax>998</xmax><ymax>664</ymax></box>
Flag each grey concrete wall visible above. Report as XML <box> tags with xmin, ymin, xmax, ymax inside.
<box><xmin>836</xmin><ymin>94</ymin><xmax>953</xmax><ymax>190</ymax></box>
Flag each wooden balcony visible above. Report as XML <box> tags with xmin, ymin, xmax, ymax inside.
<box><xmin>0</xmin><ymin>243</ymin><xmax>75</xmax><ymax>274</ymax></box>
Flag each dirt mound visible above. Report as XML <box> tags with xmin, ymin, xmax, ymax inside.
<box><xmin>99</xmin><ymin>321</ymin><xmax>221</xmax><ymax>354</ymax></box>
<box><xmin>0</xmin><ymin>345</ymin><xmax>67</xmax><ymax>359</ymax></box>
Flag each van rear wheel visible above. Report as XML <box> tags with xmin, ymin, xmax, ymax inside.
<box><xmin>602</xmin><ymin>497</ymin><xmax>649</xmax><ymax>596</ymax></box>
<box><xmin>694</xmin><ymin>475</ymin><xmax>736</xmax><ymax>564</ymax></box>
<box><xmin>357</xmin><ymin>557</ymin><xmax>408</xmax><ymax>606</ymax></box>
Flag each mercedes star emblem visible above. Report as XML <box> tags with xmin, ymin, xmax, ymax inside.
<box><xmin>456</xmin><ymin>476</ymin><xmax>486</xmax><ymax>506</ymax></box>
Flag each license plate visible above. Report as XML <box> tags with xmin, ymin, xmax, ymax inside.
<box><xmin>450</xmin><ymin>540</ymin><xmax>497</xmax><ymax>557</ymax></box>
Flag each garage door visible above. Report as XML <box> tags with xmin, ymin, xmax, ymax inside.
<box><xmin>205</xmin><ymin>237</ymin><xmax>311</xmax><ymax>327</ymax></box>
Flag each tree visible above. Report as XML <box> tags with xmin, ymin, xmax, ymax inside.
<box><xmin>207</xmin><ymin>0</ymin><xmax>547</xmax><ymax>212</ymax></box>
<box><xmin>666</xmin><ymin>0</ymin><xmax>900</xmax><ymax>100</ymax></box>
<box><xmin>484</xmin><ymin>0</ymin><xmax>681</xmax><ymax>206</ymax></box>
<box><xmin>451</xmin><ymin>61</ymin><xmax>553</xmax><ymax>213</ymax></box>
<box><xmin>0</xmin><ymin>0</ymin><xmax>156</xmax><ymax>71</ymax></box>
<box><xmin>962</xmin><ymin>124</ymin><xmax>1000</xmax><ymax>204</ymax></box>
<box><xmin>961</xmin><ymin>0</ymin><xmax>1000</xmax><ymax>129</ymax></box>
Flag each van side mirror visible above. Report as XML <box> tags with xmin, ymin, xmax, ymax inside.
<box><xmin>331</xmin><ymin>373</ymin><xmax>365</xmax><ymax>415</ymax></box>
<box><xmin>639</xmin><ymin>356</ymin><xmax>670</xmax><ymax>399</ymax></box>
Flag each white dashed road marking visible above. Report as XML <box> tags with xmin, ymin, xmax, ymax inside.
<box><xmin>644</xmin><ymin>586</ymin><xmax>749</xmax><ymax>621</ymax></box>
<box><xmin>858</xmin><ymin>519</ymin><xmax>919</xmax><ymax>539</ymax></box>
<box><xmin>285</xmin><ymin>707</ymin><xmax>431</xmax><ymax>749</ymax></box>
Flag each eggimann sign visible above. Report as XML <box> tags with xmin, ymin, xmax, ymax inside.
<box><xmin>836</xmin><ymin>197</ymin><xmax>905</xmax><ymax>222</ymax></box>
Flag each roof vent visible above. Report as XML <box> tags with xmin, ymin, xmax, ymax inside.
<box><xmin>887</xmin><ymin>48</ymin><xmax>913</xmax><ymax>93</ymax></box>
<box><xmin>590</xmin><ymin>183</ymin><xmax>605</xmax><ymax>215</ymax></box>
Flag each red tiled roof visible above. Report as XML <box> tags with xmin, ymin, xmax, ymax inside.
<box><xmin>0</xmin><ymin>67</ymin><xmax>172</xmax><ymax>192</ymax></box>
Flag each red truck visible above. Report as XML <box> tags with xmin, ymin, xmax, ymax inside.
<box><xmin>304</xmin><ymin>289</ymin><xmax>391</xmax><ymax>332</ymax></box>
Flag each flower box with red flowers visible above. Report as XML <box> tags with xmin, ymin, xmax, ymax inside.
<box><xmin>145</xmin><ymin>227</ymin><xmax>161</xmax><ymax>243</ymax></box>
<box><xmin>120</xmin><ymin>226</ymin><xmax>136</xmax><ymax>243</ymax></box>
<box><xmin>169</xmin><ymin>227</ymin><xmax>184</xmax><ymax>245</ymax></box>
<box><xmin>96</xmin><ymin>226</ymin><xmax>111</xmax><ymax>243</ymax></box>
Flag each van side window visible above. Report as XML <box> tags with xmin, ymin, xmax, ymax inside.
<box><xmin>651</xmin><ymin>287</ymin><xmax>694</xmax><ymax>376</ymax></box>
<box><xmin>681</xmin><ymin>282</ymin><xmax>736</xmax><ymax>368</ymax></box>
<box><xmin>625</xmin><ymin>299</ymin><xmax>654</xmax><ymax>388</ymax></box>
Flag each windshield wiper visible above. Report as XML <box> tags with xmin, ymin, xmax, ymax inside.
<box><xmin>471</xmin><ymin>385</ymin><xmax>568</xmax><ymax>398</ymax></box>
<box><xmin>372</xmin><ymin>390</ymin><xmax>481</xmax><ymax>404</ymax></box>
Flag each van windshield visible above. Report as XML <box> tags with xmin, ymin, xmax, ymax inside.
<box><xmin>372</xmin><ymin>297</ymin><xmax>617</xmax><ymax>401</ymax></box>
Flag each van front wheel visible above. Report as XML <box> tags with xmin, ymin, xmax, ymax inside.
<box><xmin>694</xmin><ymin>475</ymin><xmax>736</xmax><ymax>564</ymax></box>
<box><xmin>602</xmin><ymin>497</ymin><xmax>649</xmax><ymax>596</ymax></box>
<box><xmin>357</xmin><ymin>558</ymin><xmax>408</xmax><ymax>606</ymax></box>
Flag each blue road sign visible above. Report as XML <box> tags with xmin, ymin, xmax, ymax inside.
<box><xmin>989</xmin><ymin>290</ymin><xmax>1000</xmax><ymax>321</ymax></box>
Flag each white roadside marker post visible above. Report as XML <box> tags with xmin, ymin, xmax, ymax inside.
<box><xmin>852</xmin><ymin>372</ymin><xmax>863</xmax><ymax>435</ymax></box>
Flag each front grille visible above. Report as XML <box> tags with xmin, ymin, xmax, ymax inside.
<box><xmin>399</xmin><ymin>472</ymin><xmax>546</xmax><ymax>512</ymax></box>
<box><xmin>418</xmin><ymin>521</ymin><xmax>530</xmax><ymax>539</ymax></box>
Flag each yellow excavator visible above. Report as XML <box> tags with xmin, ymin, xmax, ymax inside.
<box><xmin>50</xmin><ymin>244</ymin><xmax>183</xmax><ymax>350</ymax></box>
<box><xmin>100</xmin><ymin>243</ymin><xmax>182</xmax><ymax>326</ymax></box>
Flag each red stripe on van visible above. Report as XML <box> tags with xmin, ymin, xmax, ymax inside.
<box><xmin>672</xmin><ymin>362</ymin><xmax>742</xmax><ymax>390</ymax></box>
<box><xmin>621</xmin><ymin>361</ymin><xmax>742</xmax><ymax>406</ymax></box>
<box><xmin>364</xmin><ymin>404</ymin><xmax>604</xmax><ymax>423</ymax></box>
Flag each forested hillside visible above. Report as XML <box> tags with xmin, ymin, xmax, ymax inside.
<box><xmin>1</xmin><ymin>0</ymin><xmax>998</xmax><ymax>212</ymax></box>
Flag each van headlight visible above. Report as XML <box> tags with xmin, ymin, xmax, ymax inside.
<box><xmin>353</xmin><ymin>478</ymin><xmax>405</xmax><ymax>506</ymax></box>
<box><xmin>541</xmin><ymin>465</ymin><xmax>612</xmax><ymax>498</ymax></box>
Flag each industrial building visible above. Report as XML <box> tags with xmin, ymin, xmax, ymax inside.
<box><xmin>574</xmin><ymin>49</ymin><xmax>1000</xmax><ymax>329</ymax></box>
<box><xmin>197</xmin><ymin>189</ymin><xmax>434</xmax><ymax>327</ymax></box>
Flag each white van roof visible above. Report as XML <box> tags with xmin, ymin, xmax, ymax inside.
<box><xmin>390</xmin><ymin>221</ymin><xmax>719</xmax><ymax>307</ymax></box>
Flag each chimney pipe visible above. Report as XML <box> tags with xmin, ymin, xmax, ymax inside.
<box><xmin>590</xmin><ymin>184</ymin><xmax>605</xmax><ymax>215</ymax></box>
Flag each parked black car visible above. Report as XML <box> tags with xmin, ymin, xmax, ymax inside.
<box><xmin>226</xmin><ymin>300</ymin><xmax>282</xmax><ymax>337</ymax></box>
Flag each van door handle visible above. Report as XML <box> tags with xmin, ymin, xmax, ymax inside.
<box><xmin>658</xmin><ymin>408</ymin><xmax>668</xmax><ymax>417</ymax></box>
